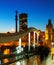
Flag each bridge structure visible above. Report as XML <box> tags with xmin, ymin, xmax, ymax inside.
<box><xmin>0</xmin><ymin>27</ymin><xmax>40</xmax><ymax>65</ymax></box>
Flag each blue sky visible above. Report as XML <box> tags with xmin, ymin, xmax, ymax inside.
<box><xmin>0</xmin><ymin>0</ymin><xmax>54</xmax><ymax>32</ymax></box>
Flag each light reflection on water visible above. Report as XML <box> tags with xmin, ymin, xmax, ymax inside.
<box><xmin>16</xmin><ymin>62</ymin><xmax>21</xmax><ymax>65</ymax></box>
<box><xmin>12</xmin><ymin>56</ymin><xmax>36</xmax><ymax>65</ymax></box>
<box><xmin>15</xmin><ymin>60</ymin><xmax>27</xmax><ymax>65</ymax></box>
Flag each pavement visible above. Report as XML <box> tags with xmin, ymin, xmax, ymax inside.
<box><xmin>41</xmin><ymin>54</ymin><xmax>54</xmax><ymax>65</ymax></box>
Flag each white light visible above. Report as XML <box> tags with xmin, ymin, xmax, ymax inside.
<box><xmin>19</xmin><ymin>38</ymin><xmax>21</xmax><ymax>48</ymax></box>
<box><xmin>16</xmin><ymin>62</ymin><xmax>20</xmax><ymax>65</ymax></box>
<box><xmin>28</xmin><ymin>32</ymin><xmax>30</xmax><ymax>51</ymax></box>
<box><xmin>52</xmin><ymin>42</ymin><xmax>54</xmax><ymax>46</ymax></box>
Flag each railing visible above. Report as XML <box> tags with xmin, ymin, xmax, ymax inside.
<box><xmin>0</xmin><ymin>27</ymin><xmax>38</xmax><ymax>65</ymax></box>
<box><xmin>0</xmin><ymin>50</ymin><xmax>36</xmax><ymax>65</ymax></box>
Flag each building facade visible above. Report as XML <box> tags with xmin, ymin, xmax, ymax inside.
<box><xmin>45</xmin><ymin>19</ymin><xmax>54</xmax><ymax>45</ymax></box>
<box><xmin>19</xmin><ymin>13</ymin><xmax>28</xmax><ymax>32</ymax></box>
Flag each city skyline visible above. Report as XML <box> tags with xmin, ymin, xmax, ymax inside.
<box><xmin>0</xmin><ymin>0</ymin><xmax>54</xmax><ymax>32</ymax></box>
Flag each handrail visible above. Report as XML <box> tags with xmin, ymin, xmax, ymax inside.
<box><xmin>0</xmin><ymin>27</ymin><xmax>37</xmax><ymax>43</ymax></box>
<box><xmin>0</xmin><ymin>50</ymin><xmax>36</xmax><ymax>65</ymax></box>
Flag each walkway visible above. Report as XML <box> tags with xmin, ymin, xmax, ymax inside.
<box><xmin>41</xmin><ymin>54</ymin><xmax>54</xmax><ymax>65</ymax></box>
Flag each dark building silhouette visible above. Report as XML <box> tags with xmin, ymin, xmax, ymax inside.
<box><xmin>15</xmin><ymin>11</ymin><xmax>18</xmax><ymax>33</ymax></box>
<box><xmin>19</xmin><ymin>13</ymin><xmax>28</xmax><ymax>32</ymax></box>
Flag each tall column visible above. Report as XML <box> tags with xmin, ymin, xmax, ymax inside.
<box><xmin>37</xmin><ymin>33</ymin><xmax>39</xmax><ymax>44</ymax></box>
<box><xmin>19</xmin><ymin>38</ymin><xmax>22</xmax><ymax>52</ymax></box>
<box><xmin>28</xmin><ymin>32</ymin><xmax>30</xmax><ymax>51</ymax></box>
<box><xmin>34</xmin><ymin>31</ymin><xmax>36</xmax><ymax>49</ymax></box>
<box><xmin>15</xmin><ymin>11</ymin><xmax>18</xmax><ymax>33</ymax></box>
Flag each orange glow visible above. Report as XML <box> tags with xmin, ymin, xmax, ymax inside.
<box><xmin>3</xmin><ymin>59</ymin><xmax>9</xmax><ymax>63</ymax></box>
<box><xmin>45</xmin><ymin>34</ymin><xmax>48</xmax><ymax>40</ymax></box>
<box><xmin>51</xmin><ymin>47</ymin><xmax>54</xmax><ymax>54</ymax></box>
<box><xmin>0</xmin><ymin>41</ymin><xmax>18</xmax><ymax>47</ymax></box>
<box><xmin>3</xmin><ymin>49</ymin><xmax>10</xmax><ymax>63</ymax></box>
<box><xmin>4</xmin><ymin>49</ymin><xmax>10</xmax><ymax>54</ymax></box>
<box><xmin>22</xmin><ymin>42</ymin><xmax>27</xmax><ymax>46</ymax></box>
<box><xmin>45</xmin><ymin>37</ymin><xmax>48</xmax><ymax>40</ymax></box>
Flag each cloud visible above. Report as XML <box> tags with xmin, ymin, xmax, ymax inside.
<box><xmin>11</xmin><ymin>28</ymin><xmax>15</xmax><ymax>33</ymax></box>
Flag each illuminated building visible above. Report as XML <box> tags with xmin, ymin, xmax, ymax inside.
<box><xmin>45</xmin><ymin>19</ymin><xmax>54</xmax><ymax>45</ymax></box>
<box><xmin>37</xmin><ymin>30</ymin><xmax>45</xmax><ymax>45</ymax></box>
<box><xmin>19</xmin><ymin>13</ymin><xmax>28</xmax><ymax>32</ymax></box>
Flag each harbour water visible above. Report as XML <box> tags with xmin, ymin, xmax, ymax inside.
<box><xmin>11</xmin><ymin>56</ymin><xmax>37</xmax><ymax>65</ymax></box>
